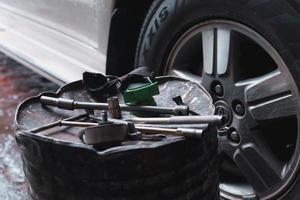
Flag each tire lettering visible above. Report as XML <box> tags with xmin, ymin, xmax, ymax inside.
<box><xmin>142</xmin><ymin>6</ymin><xmax>169</xmax><ymax>56</ymax></box>
<box><xmin>154</xmin><ymin>19</ymin><xmax>160</xmax><ymax>30</ymax></box>
<box><xmin>159</xmin><ymin>6</ymin><xmax>169</xmax><ymax>22</ymax></box>
<box><xmin>147</xmin><ymin>26</ymin><xmax>156</xmax><ymax>47</ymax></box>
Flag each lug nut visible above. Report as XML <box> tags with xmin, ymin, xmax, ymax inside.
<box><xmin>214</xmin><ymin>84</ymin><xmax>223</xmax><ymax>96</ymax></box>
<box><xmin>234</xmin><ymin>103</ymin><xmax>245</xmax><ymax>116</ymax></box>
<box><xmin>230</xmin><ymin>131</ymin><xmax>240</xmax><ymax>143</ymax></box>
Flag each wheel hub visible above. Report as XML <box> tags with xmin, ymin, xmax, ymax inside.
<box><xmin>214</xmin><ymin>100</ymin><xmax>233</xmax><ymax>128</ymax></box>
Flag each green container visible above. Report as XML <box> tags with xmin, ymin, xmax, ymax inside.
<box><xmin>123</xmin><ymin>77</ymin><xmax>159</xmax><ymax>105</ymax></box>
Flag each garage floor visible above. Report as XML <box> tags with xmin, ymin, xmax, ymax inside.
<box><xmin>0</xmin><ymin>53</ymin><xmax>58</xmax><ymax>199</ymax></box>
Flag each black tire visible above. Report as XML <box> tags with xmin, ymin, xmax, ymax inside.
<box><xmin>17</xmin><ymin>128</ymin><xmax>219</xmax><ymax>200</ymax></box>
<box><xmin>135</xmin><ymin>0</ymin><xmax>300</xmax><ymax>199</ymax></box>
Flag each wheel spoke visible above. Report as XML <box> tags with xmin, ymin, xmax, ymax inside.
<box><xmin>170</xmin><ymin>69</ymin><xmax>202</xmax><ymax>83</ymax></box>
<box><xmin>237</xmin><ymin>70</ymin><xmax>297</xmax><ymax>120</ymax></box>
<box><xmin>233</xmin><ymin>143</ymin><xmax>283</xmax><ymax>196</ymax></box>
<box><xmin>249</xmin><ymin>93</ymin><xmax>296</xmax><ymax>121</ymax></box>
<box><xmin>244</xmin><ymin>70</ymin><xmax>291</xmax><ymax>103</ymax></box>
<box><xmin>216</xmin><ymin>28</ymin><xmax>231</xmax><ymax>75</ymax></box>
<box><xmin>202</xmin><ymin>29</ymin><xmax>214</xmax><ymax>75</ymax></box>
<box><xmin>202</xmin><ymin>28</ymin><xmax>232</xmax><ymax>76</ymax></box>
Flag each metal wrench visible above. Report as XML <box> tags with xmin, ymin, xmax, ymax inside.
<box><xmin>40</xmin><ymin>96</ymin><xmax>189</xmax><ymax>115</ymax></box>
<box><xmin>129</xmin><ymin>115</ymin><xmax>224</xmax><ymax>125</ymax></box>
<box><xmin>58</xmin><ymin>119</ymin><xmax>205</xmax><ymax>139</ymax></box>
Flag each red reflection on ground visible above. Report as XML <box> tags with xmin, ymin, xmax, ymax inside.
<box><xmin>0</xmin><ymin>53</ymin><xmax>58</xmax><ymax>199</ymax></box>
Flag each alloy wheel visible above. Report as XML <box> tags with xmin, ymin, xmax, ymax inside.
<box><xmin>165</xmin><ymin>20</ymin><xmax>300</xmax><ymax>199</ymax></box>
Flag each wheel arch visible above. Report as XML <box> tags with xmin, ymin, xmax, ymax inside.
<box><xmin>106</xmin><ymin>0</ymin><xmax>154</xmax><ymax>76</ymax></box>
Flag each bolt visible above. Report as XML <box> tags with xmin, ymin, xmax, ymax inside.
<box><xmin>230</xmin><ymin>131</ymin><xmax>240</xmax><ymax>143</ymax></box>
<box><xmin>214</xmin><ymin>84</ymin><xmax>223</xmax><ymax>96</ymax></box>
<box><xmin>234</xmin><ymin>103</ymin><xmax>245</xmax><ymax>115</ymax></box>
<box><xmin>101</xmin><ymin>111</ymin><xmax>108</xmax><ymax>122</ymax></box>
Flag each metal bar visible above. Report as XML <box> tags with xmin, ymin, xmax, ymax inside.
<box><xmin>51</xmin><ymin>121</ymin><xmax>205</xmax><ymax>139</ymax></box>
<box><xmin>60</xmin><ymin>121</ymin><xmax>99</xmax><ymax>127</ymax></box>
<box><xmin>135</xmin><ymin>126</ymin><xmax>204</xmax><ymax>139</ymax></box>
<box><xmin>30</xmin><ymin>114</ymin><xmax>89</xmax><ymax>133</ymax></box>
<box><xmin>130</xmin><ymin>115</ymin><xmax>224</xmax><ymax>125</ymax></box>
<box><xmin>40</xmin><ymin>96</ymin><xmax>189</xmax><ymax>115</ymax></box>
<box><xmin>89</xmin><ymin>114</ymin><xmax>221</xmax><ymax>127</ymax></box>
<box><xmin>133</xmin><ymin>123</ymin><xmax>208</xmax><ymax>129</ymax></box>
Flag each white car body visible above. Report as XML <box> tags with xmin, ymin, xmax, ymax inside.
<box><xmin>0</xmin><ymin>0</ymin><xmax>114</xmax><ymax>84</ymax></box>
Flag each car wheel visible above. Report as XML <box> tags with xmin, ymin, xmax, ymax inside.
<box><xmin>135</xmin><ymin>0</ymin><xmax>300</xmax><ymax>199</ymax></box>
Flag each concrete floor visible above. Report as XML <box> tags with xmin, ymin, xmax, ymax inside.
<box><xmin>0</xmin><ymin>53</ymin><xmax>58</xmax><ymax>199</ymax></box>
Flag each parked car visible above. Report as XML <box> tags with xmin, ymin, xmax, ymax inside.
<box><xmin>1</xmin><ymin>0</ymin><xmax>300</xmax><ymax>199</ymax></box>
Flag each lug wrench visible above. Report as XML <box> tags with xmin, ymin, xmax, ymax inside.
<box><xmin>29</xmin><ymin>113</ymin><xmax>164</xmax><ymax>144</ymax></box>
<box><xmin>79</xmin><ymin>116</ymin><xmax>207</xmax><ymax>139</ymax></box>
<box><xmin>40</xmin><ymin>96</ymin><xmax>189</xmax><ymax>116</ymax></box>
<box><xmin>29</xmin><ymin>114</ymin><xmax>211</xmax><ymax>142</ymax></box>
<box><xmin>54</xmin><ymin>120</ymin><xmax>204</xmax><ymax>139</ymax></box>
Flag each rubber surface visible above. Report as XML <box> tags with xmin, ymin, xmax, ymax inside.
<box><xmin>16</xmin><ymin>129</ymin><xmax>219</xmax><ymax>200</ymax></box>
<box><xmin>135</xmin><ymin>0</ymin><xmax>300</xmax><ymax>199</ymax></box>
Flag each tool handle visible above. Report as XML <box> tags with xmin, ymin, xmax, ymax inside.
<box><xmin>119</xmin><ymin>104</ymin><xmax>188</xmax><ymax>115</ymax></box>
<box><xmin>40</xmin><ymin>96</ymin><xmax>75</xmax><ymax>110</ymax></box>
<box><xmin>40</xmin><ymin>96</ymin><xmax>108</xmax><ymax>110</ymax></box>
<box><xmin>169</xmin><ymin>115</ymin><xmax>224</xmax><ymax>125</ymax></box>
<box><xmin>136</xmin><ymin>126</ymin><xmax>204</xmax><ymax>139</ymax></box>
<box><xmin>177</xmin><ymin>128</ymin><xmax>203</xmax><ymax>139</ymax></box>
<box><xmin>29</xmin><ymin>114</ymin><xmax>89</xmax><ymax>133</ymax></box>
<box><xmin>131</xmin><ymin>115</ymin><xmax>224</xmax><ymax>125</ymax></box>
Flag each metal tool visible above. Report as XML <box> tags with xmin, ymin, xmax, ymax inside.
<box><xmin>30</xmin><ymin>114</ymin><xmax>89</xmax><ymax>133</ymax></box>
<box><xmin>52</xmin><ymin>119</ymin><xmax>165</xmax><ymax>143</ymax></box>
<box><xmin>135</xmin><ymin>126</ymin><xmax>204</xmax><ymax>139</ymax></box>
<box><xmin>80</xmin><ymin>124</ymin><xmax>128</xmax><ymax>145</ymax></box>
<box><xmin>29</xmin><ymin>113</ymin><xmax>128</xmax><ymax>145</ymax></box>
<box><xmin>89</xmin><ymin>114</ymin><xmax>147</xmax><ymax>140</ymax></box>
<box><xmin>172</xmin><ymin>95</ymin><xmax>200</xmax><ymax>115</ymax></box>
<box><xmin>40</xmin><ymin>96</ymin><xmax>189</xmax><ymax>115</ymax></box>
<box><xmin>129</xmin><ymin>115</ymin><xmax>224</xmax><ymax>125</ymax></box>
<box><xmin>77</xmin><ymin>119</ymin><xmax>166</xmax><ymax>142</ymax></box>
<box><xmin>58</xmin><ymin>119</ymin><xmax>205</xmax><ymax>139</ymax></box>
<box><xmin>133</xmin><ymin>123</ymin><xmax>208</xmax><ymax>129</ymax></box>
<box><xmin>29</xmin><ymin>112</ymin><xmax>166</xmax><ymax>145</ymax></box>
<box><xmin>107</xmin><ymin>96</ymin><xmax>122</xmax><ymax>119</ymax></box>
